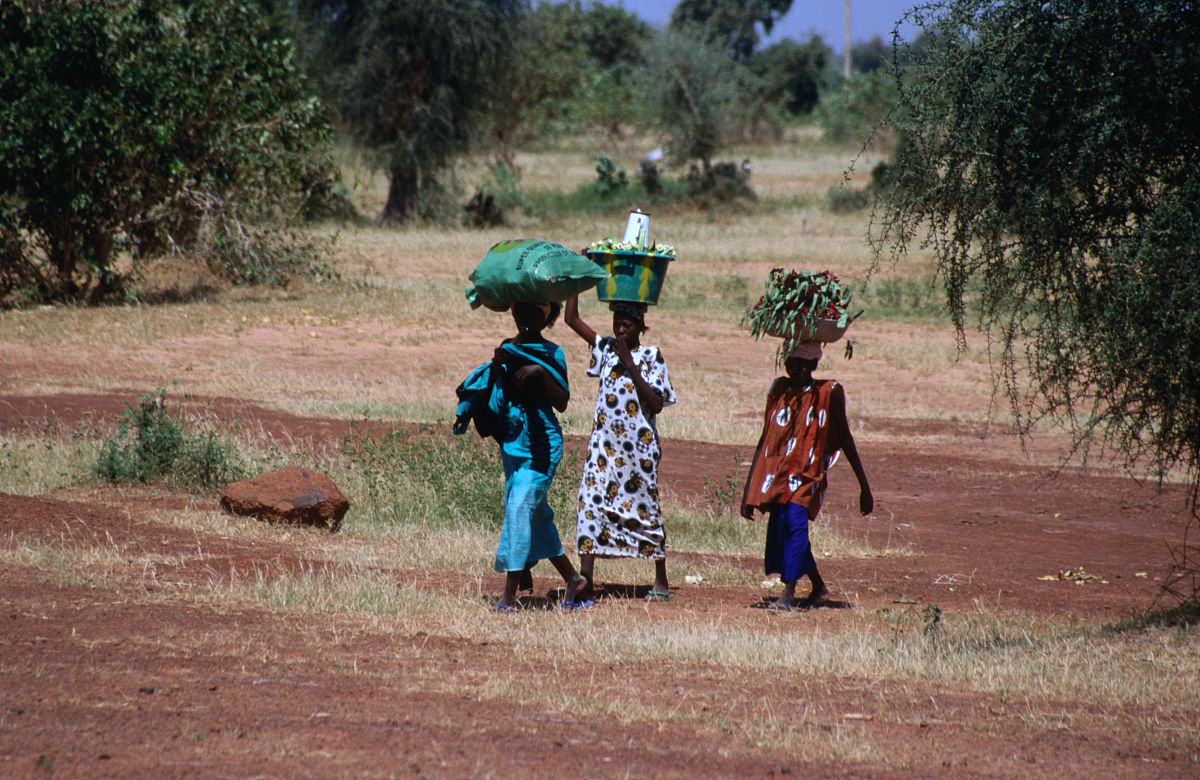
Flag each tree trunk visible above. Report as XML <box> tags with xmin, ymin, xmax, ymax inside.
<box><xmin>379</xmin><ymin>168</ymin><xmax>419</xmax><ymax>225</ymax></box>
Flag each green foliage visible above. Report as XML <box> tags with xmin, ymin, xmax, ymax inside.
<box><xmin>480</xmin><ymin>164</ymin><xmax>525</xmax><ymax>215</ymax></box>
<box><xmin>670</xmin><ymin>0</ymin><xmax>793</xmax><ymax>63</ymax></box>
<box><xmin>816</xmin><ymin>70</ymin><xmax>899</xmax><ymax>146</ymax></box>
<box><xmin>341</xmin><ymin>424</ymin><xmax>581</xmax><ymax>530</ymax></box>
<box><xmin>743</xmin><ymin>269</ymin><xmax>853</xmax><ymax>363</ymax></box>
<box><xmin>297</xmin><ymin>0</ymin><xmax>522</xmax><ymax>224</ymax></box>
<box><xmin>0</xmin><ymin>0</ymin><xmax>341</xmax><ymax>305</ymax></box>
<box><xmin>206</xmin><ymin>217</ymin><xmax>339</xmax><ymax>288</ymax></box>
<box><xmin>747</xmin><ymin>36</ymin><xmax>831</xmax><ymax>116</ymax></box>
<box><xmin>484</xmin><ymin>1</ymin><xmax>651</xmax><ymax>156</ymax></box>
<box><xmin>464</xmin><ymin>163</ymin><xmax>524</xmax><ymax>228</ymax></box>
<box><xmin>873</xmin><ymin>0</ymin><xmax>1200</xmax><ymax>504</ymax></box>
<box><xmin>824</xmin><ymin>183</ymin><xmax>871</xmax><ymax>213</ymax></box>
<box><xmin>521</xmin><ymin>177</ymin><xmax>691</xmax><ymax>218</ymax></box>
<box><xmin>94</xmin><ymin>389</ymin><xmax>245</xmax><ymax>489</ymax></box>
<box><xmin>859</xmin><ymin>275</ymin><xmax>946</xmax><ymax>323</ymax></box>
<box><xmin>682</xmin><ymin>159</ymin><xmax>757</xmax><ymax>203</ymax></box>
<box><xmin>851</xmin><ymin>36</ymin><xmax>890</xmax><ymax>74</ymax></box>
<box><xmin>637</xmin><ymin>26</ymin><xmax>752</xmax><ymax>176</ymax></box>
<box><xmin>342</xmin><ymin>425</ymin><xmax>500</xmax><ymax>528</ymax></box>
<box><xmin>593</xmin><ymin>155</ymin><xmax>629</xmax><ymax>199</ymax></box>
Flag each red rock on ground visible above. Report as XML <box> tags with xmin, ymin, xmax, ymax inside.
<box><xmin>219</xmin><ymin>466</ymin><xmax>349</xmax><ymax>530</ymax></box>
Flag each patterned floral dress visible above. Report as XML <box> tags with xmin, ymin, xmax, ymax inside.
<box><xmin>576</xmin><ymin>335</ymin><xmax>676</xmax><ymax>559</ymax></box>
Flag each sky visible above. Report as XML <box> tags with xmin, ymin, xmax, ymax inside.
<box><xmin>589</xmin><ymin>1</ymin><xmax>923</xmax><ymax>52</ymax></box>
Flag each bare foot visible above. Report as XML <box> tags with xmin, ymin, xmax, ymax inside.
<box><xmin>575</xmin><ymin>574</ymin><xmax>596</xmax><ymax>602</ymax></box>
<box><xmin>563</xmin><ymin>572</ymin><xmax>587</xmax><ymax>604</ymax></box>
<box><xmin>801</xmin><ymin>587</ymin><xmax>830</xmax><ymax>607</ymax></box>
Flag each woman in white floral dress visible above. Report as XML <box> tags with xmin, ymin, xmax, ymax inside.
<box><xmin>564</xmin><ymin>295</ymin><xmax>677</xmax><ymax>601</ymax></box>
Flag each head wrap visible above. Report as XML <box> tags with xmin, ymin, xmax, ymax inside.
<box><xmin>609</xmin><ymin>302</ymin><xmax>647</xmax><ymax>329</ymax></box>
<box><xmin>789</xmin><ymin>342</ymin><xmax>823</xmax><ymax>361</ymax></box>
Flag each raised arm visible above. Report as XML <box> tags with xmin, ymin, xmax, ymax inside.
<box><xmin>829</xmin><ymin>384</ymin><xmax>873</xmax><ymax>515</ymax></box>
<box><xmin>564</xmin><ymin>295</ymin><xmax>598</xmax><ymax>345</ymax></box>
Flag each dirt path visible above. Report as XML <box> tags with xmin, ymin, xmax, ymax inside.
<box><xmin>1</xmin><ymin>394</ymin><xmax>1195</xmax><ymax>777</ymax></box>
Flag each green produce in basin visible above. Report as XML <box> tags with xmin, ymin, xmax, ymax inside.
<box><xmin>585</xmin><ymin>236</ymin><xmax>675</xmax><ymax>306</ymax></box>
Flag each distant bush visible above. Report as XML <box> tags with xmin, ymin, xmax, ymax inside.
<box><xmin>816</xmin><ymin>71</ymin><xmax>898</xmax><ymax>147</ymax></box>
<box><xmin>593</xmin><ymin>155</ymin><xmax>629</xmax><ymax>199</ymax></box>
<box><xmin>688</xmin><ymin>159</ymin><xmax>755</xmax><ymax>200</ymax></box>
<box><xmin>0</xmin><ymin>1</ymin><xmax>341</xmax><ymax>305</ymax></box>
<box><xmin>824</xmin><ymin>183</ymin><xmax>870</xmax><ymax>213</ymax></box>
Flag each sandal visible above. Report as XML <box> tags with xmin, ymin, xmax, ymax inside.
<box><xmin>645</xmin><ymin>590</ymin><xmax>672</xmax><ymax>602</ymax></box>
<box><xmin>765</xmin><ymin>601</ymin><xmax>793</xmax><ymax>613</ymax></box>
<box><xmin>560</xmin><ymin>599</ymin><xmax>595</xmax><ymax>612</ymax></box>
<box><xmin>493</xmin><ymin>602</ymin><xmax>517</xmax><ymax>613</ymax></box>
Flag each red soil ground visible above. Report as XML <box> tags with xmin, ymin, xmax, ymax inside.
<box><xmin>1</xmin><ymin>391</ymin><xmax>1196</xmax><ymax>778</ymax></box>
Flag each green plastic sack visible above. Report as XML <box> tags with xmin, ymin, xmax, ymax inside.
<box><xmin>466</xmin><ymin>239</ymin><xmax>609</xmax><ymax>311</ymax></box>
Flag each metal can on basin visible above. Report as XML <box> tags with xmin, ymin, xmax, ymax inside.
<box><xmin>585</xmin><ymin>250</ymin><xmax>672</xmax><ymax>305</ymax></box>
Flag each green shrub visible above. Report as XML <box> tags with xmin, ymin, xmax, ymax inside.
<box><xmin>816</xmin><ymin>70</ymin><xmax>898</xmax><ymax>147</ymax></box>
<box><xmin>0</xmin><ymin>1</ymin><xmax>340</xmax><ymax>305</ymax></box>
<box><xmin>825</xmin><ymin>182</ymin><xmax>870</xmax><ymax>213</ymax></box>
<box><xmin>593</xmin><ymin>154</ymin><xmax>629</xmax><ymax>199</ymax></box>
<box><xmin>206</xmin><ymin>214</ymin><xmax>339</xmax><ymax>288</ymax></box>
<box><xmin>94</xmin><ymin>389</ymin><xmax>245</xmax><ymax>489</ymax></box>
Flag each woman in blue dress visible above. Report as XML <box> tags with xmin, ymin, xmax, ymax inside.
<box><xmin>455</xmin><ymin>301</ymin><xmax>590</xmax><ymax>611</ymax></box>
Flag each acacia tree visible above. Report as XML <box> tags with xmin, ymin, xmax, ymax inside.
<box><xmin>298</xmin><ymin>0</ymin><xmax>523</xmax><ymax>224</ymax></box>
<box><xmin>0</xmin><ymin>0</ymin><xmax>336</xmax><ymax>303</ymax></box>
<box><xmin>637</xmin><ymin>25</ymin><xmax>751</xmax><ymax>179</ymax></box>
<box><xmin>486</xmin><ymin>1</ymin><xmax>650</xmax><ymax>165</ymax></box>
<box><xmin>669</xmin><ymin>0</ymin><xmax>792</xmax><ymax>63</ymax></box>
<box><xmin>872</xmin><ymin>0</ymin><xmax>1200</xmax><ymax>504</ymax></box>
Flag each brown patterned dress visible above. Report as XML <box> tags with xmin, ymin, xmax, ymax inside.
<box><xmin>742</xmin><ymin>377</ymin><xmax>841</xmax><ymax>518</ymax></box>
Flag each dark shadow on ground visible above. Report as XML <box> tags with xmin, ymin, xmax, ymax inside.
<box><xmin>749</xmin><ymin>595</ymin><xmax>852</xmax><ymax>611</ymax></box>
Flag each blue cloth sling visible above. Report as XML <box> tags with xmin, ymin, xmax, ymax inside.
<box><xmin>453</xmin><ymin>339</ymin><xmax>571</xmax><ymax>572</ymax></box>
<box><xmin>453</xmin><ymin>340</ymin><xmax>569</xmax><ymax>443</ymax></box>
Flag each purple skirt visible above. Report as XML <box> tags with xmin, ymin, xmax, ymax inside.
<box><xmin>764</xmin><ymin>503</ymin><xmax>815</xmax><ymax>582</ymax></box>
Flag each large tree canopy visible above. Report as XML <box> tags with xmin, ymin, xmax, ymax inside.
<box><xmin>0</xmin><ymin>0</ymin><xmax>335</xmax><ymax>303</ymax></box>
<box><xmin>873</xmin><ymin>0</ymin><xmax>1200</xmax><ymax>503</ymax></box>
<box><xmin>486</xmin><ymin>1</ymin><xmax>651</xmax><ymax>164</ymax></box>
<box><xmin>637</xmin><ymin>25</ymin><xmax>750</xmax><ymax>177</ymax></box>
<box><xmin>298</xmin><ymin>0</ymin><xmax>523</xmax><ymax>224</ymax></box>
<box><xmin>669</xmin><ymin>0</ymin><xmax>792</xmax><ymax>63</ymax></box>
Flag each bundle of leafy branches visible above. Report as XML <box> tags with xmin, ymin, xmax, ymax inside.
<box><xmin>743</xmin><ymin>268</ymin><xmax>853</xmax><ymax>363</ymax></box>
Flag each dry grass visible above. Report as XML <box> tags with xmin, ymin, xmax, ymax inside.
<box><xmin>7</xmin><ymin>516</ymin><xmax>1199</xmax><ymax>765</ymax></box>
<box><xmin>0</xmin><ymin>134</ymin><xmax>1012</xmax><ymax>448</ymax></box>
<box><xmin>4</xmin><ymin>137</ymin><xmax>1197</xmax><ymax>771</ymax></box>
